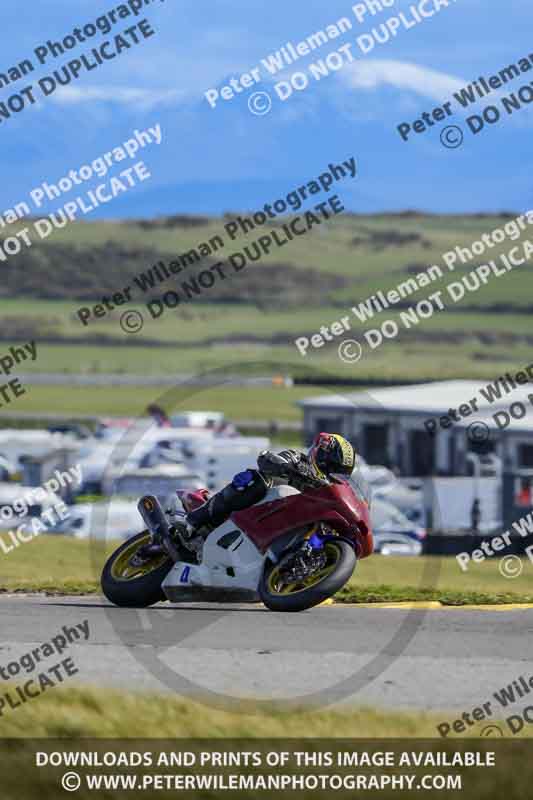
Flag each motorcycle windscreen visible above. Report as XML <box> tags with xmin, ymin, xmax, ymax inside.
<box><xmin>347</xmin><ymin>466</ymin><xmax>373</xmax><ymax>509</ymax></box>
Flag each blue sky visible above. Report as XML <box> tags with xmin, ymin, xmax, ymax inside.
<box><xmin>1</xmin><ymin>0</ymin><xmax>532</xmax><ymax>216</ymax></box>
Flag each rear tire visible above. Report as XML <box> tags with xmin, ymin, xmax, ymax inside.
<box><xmin>259</xmin><ymin>540</ymin><xmax>356</xmax><ymax>612</ymax></box>
<box><xmin>101</xmin><ymin>531</ymin><xmax>173</xmax><ymax>608</ymax></box>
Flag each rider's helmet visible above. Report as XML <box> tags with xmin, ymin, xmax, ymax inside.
<box><xmin>308</xmin><ymin>432</ymin><xmax>357</xmax><ymax>479</ymax></box>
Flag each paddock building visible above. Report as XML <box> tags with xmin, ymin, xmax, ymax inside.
<box><xmin>299</xmin><ymin>380</ymin><xmax>533</xmax><ymax>477</ymax></box>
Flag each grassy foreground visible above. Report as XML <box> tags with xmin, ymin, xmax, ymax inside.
<box><xmin>0</xmin><ymin>685</ymin><xmax>443</xmax><ymax>739</ymax></box>
<box><xmin>1</xmin><ymin>536</ymin><xmax>533</xmax><ymax>605</ymax></box>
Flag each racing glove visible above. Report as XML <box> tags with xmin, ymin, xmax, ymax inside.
<box><xmin>257</xmin><ymin>450</ymin><xmax>327</xmax><ymax>489</ymax></box>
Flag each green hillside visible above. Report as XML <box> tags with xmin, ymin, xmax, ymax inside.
<box><xmin>3</xmin><ymin>212</ymin><xmax>532</xmax><ymax>387</ymax></box>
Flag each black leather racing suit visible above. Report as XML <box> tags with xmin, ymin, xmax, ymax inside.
<box><xmin>185</xmin><ymin>449</ymin><xmax>325</xmax><ymax>534</ymax></box>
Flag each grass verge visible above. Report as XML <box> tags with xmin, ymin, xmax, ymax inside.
<box><xmin>0</xmin><ymin>685</ymin><xmax>443</xmax><ymax>738</ymax></box>
<box><xmin>1</xmin><ymin>537</ymin><xmax>533</xmax><ymax>605</ymax></box>
<box><xmin>336</xmin><ymin>585</ymin><xmax>533</xmax><ymax>606</ymax></box>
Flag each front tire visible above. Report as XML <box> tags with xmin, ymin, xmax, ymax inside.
<box><xmin>101</xmin><ymin>531</ymin><xmax>173</xmax><ymax>608</ymax></box>
<box><xmin>259</xmin><ymin>540</ymin><xmax>356</xmax><ymax>612</ymax></box>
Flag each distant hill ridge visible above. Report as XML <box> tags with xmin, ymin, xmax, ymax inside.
<box><xmin>3</xmin><ymin>212</ymin><xmax>531</xmax><ymax>307</ymax></box>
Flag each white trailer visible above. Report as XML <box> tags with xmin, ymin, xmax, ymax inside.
<box><xmin>185</xmin><ymin>437</ymin><xmax>270</xmax><ymax>490</ymax></box>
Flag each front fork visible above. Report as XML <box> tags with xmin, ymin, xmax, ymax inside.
<box><xmin>273</xmin><ymin>527</ymin><xmax>329</xmax><ymax>579</ymax></box>
<box><xmin>306</xmin><ymin>530</ymin><xmax>325</xmax><ymax>550</ymax></box>
<box><xmin>306</xmin><ymin>525</ymin><xmax>360</xmax><ymax>559</ymax></box>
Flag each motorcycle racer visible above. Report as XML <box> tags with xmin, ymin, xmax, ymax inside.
<box><xmin>104</xmin><ymin>431</ymin><xmax>372</xmax><ymax>610</ymax></box>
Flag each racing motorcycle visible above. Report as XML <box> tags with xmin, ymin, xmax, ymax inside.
<box><xmin>101</xmin><ymin>467</ymin><xmax>374</xmax><ymax>612</ymax></box>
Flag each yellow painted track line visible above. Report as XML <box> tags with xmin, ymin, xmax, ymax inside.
<box><xmin>334</xmin><ymin>601</ymin><xmax>533</xmax><ymax>611</ymax></box>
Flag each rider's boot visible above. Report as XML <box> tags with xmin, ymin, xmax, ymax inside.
<box><xmin>178</xmin><ymin>499</ymin><xmax>216</xmax><ymax>543</ymax></box>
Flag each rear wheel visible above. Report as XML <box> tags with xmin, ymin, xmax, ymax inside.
<box><xmin>101</xmin><ymin>531</ymin><xmax>173</xmax><ymax>608</ymax></box>
<box><xmin>259</xmin><ymin>540</ymin><xmax>356</xmax><ymax>612</ymax></box>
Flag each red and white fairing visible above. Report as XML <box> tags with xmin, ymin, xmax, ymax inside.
<box><xmin>162</xmin><ymin>480</ymin><xmax>373</xmax><ymax>600</ymax></box>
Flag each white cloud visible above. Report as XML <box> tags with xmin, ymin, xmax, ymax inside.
<box><xmin>340</xmin><ymin>60</ymin><xmax>466</xmax><ymax>103</ymax></box>
<box><xmin>337</xmin><ymin>58</ymin><xmax>533</xmax><ymax>128</ymax></box>
<box><xmin>51</xmin><ymin>85</ymin><xmax>186</xmax><ymax>111</ymax></box>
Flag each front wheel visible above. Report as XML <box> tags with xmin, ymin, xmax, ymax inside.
<box><xmin>101</xmin><ymin>531</ymin><xmax>173</xmax><ymax>607</ymax></box>
<box><xmin>259</xmin><ymin>540</ymin><xmax>356</xmax><ymax>612</ymax></box>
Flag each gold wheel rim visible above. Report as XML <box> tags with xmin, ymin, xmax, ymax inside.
<box><xmin>110</xmin><ymin>533</ymin><xmax>169</xmax><ymax>581</ymax></box>
<box><xmin>267</xmin><ymin>542</ymin><xmax>340</xmax><ymax>596</ymax></box>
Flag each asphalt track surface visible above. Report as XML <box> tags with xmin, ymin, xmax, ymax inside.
<box><xmin>2</xmin><ymin>595</ymin><xmax>532</xmax><ymax>712</ymax></box>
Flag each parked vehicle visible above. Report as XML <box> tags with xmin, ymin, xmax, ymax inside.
<box><xmin>78</xmin><ymin>428</ymin><xmax>215</xmax><ymax>493</ymax></box>
<box><xmin>0</xmin><ymin>454</ymin><xmax>17</xmax><ymax>482</ymax></box>
<box><xmin>52</xmin><ymin>500</ymin><xmax>144</xmax><ymax>540</ymax></box>
<box><xmin>372</xmin><ymin>483</ymin><xmax>424</xmax><ymax>525</ymax></box>
<box><xmin>371</xmin><ymin>498</ymin><xmax>426</xmax><ymax>556</ymax></box>
<box><xmin>102</xmin><ymin>465</ymin><xmax>205</xmax><ymax>500</ymax></box>
<box><xmin>0</xmin><ymin>430</ymin><xmax>78</xmax><ymax>471</ymax></box>
<box><xmin>359</xmin><ymin>457</ymin><xmax>424</xmax><ymax>524</ymax></box>
<box><xmin>184</xmin><ymin>437</ymin><xmax>270</xmax><ymax>490</ymax></box>
<box><xmin>0</xmin><ymin>482</ymin><xmax>64</xmax><ymax>529</ymax></box>
<box><xmin>169</xmin><ymin>411</ymin><xmax>225</xmax><ymax>429</ymax></box>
